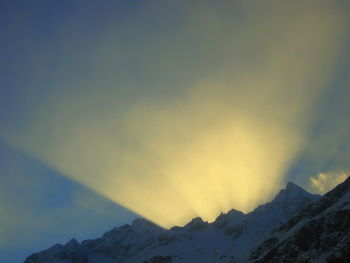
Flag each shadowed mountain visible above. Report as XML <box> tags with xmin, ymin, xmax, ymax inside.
<box><xmin>250</xmin><ymin>176</ymin><xmax>350</xmax><ymax>263</ymax></box>
<box><xmin>23</xmin><ymin>181</ymin><xmax>325</xmax><ymax>263</ymax></box>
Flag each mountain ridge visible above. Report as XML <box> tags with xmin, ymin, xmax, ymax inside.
<box><xmin>24</xmin><ymin>179</ymin><xmax>350</xmax><ymax>263</ymax></box>
<box><xmin>250</xmin><ymin>176</ymin><xmax>350</xmax><ymax>263</ymax></box>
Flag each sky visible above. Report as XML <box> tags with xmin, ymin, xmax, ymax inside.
<box><xmin>1</xmin><ymin>0</ymin><xmax>350</xmax><ymax>262</ymax></box>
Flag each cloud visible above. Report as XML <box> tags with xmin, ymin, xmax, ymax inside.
<box><xmin>310</xmin><ymin>171</ymin><xmax>349</xmax><ymax>194</ymax></box>
<box><xmin>1</xmin><ymin>0</ymin><xmax>349</xmax><ymax>228</ymax></box>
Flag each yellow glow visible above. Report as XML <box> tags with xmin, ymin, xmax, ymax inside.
<box><xmin>1</xmin><ymin>0</ymin><xmax>348</xmax><ymax>228</ymax></box>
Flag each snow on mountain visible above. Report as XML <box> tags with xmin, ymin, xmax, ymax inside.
<box><xmin>24</xmin><ymin>219</ymin><xmax>165</xmax><ymax>263</ymax></box>
<box><xmin>250</xmin><ymin>176</ymin><xmax>350</xmax><ymax>263</ymax></box>
<box><xmin>23</xmin><ymin>181</ymin><xmax>321</xmax><ymax>263</ymax></box>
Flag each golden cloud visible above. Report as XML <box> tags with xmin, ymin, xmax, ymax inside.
<box><xmin>310</xmin><ymin>171</ymin><xmax>349</xmax><ymax>194</ymax></box>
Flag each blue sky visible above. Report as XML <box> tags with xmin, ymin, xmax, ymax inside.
<box><xmin>1</xmin><ymin>1</ymin><xmax>350</xmax><ymax>262</ymax></box>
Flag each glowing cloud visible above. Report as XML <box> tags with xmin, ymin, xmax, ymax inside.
<box><xmin>310</xmin><ymin>171</ymin><xmax>349</xmax><ymax>194</ymax></box>
<box><xmin>1</xmin><ymin>0</ymin><xmax>348</xmax><ymax>228</ymax></box>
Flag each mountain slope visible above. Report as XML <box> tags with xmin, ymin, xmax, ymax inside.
<box><xmin>23</xmin><ymin>182</ymin><xmax>320</xmax><ymax>263</ymax></box>
<box><xmin>24</xmin><ymin>219</ymin><xmax>166</xmax><ymax>263</ymax></box>
<box><xmin>250</xmin><ymin>176</ymin><xmax>350</xmax><ymax>263</ymax></box>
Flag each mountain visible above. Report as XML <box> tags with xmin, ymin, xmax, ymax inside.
<box><xmin>23</xmin><ymin>181</ymin><xmax>321</xmax><ymax>263</ymax></box>
<box><xmin>24</xmin><ymin>219</ymin><xmax>165</xmax><ymax>263</ymax></box>
<box><xmin>250</xmin><ymin>176</ymin><xmax>350</xmax><ymax>263</ymax></box>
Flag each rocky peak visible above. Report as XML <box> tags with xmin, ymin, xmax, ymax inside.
<box><xmin>131</xmin><ymin>218</ymin><xmax>162</xmax><ymax>232</ymax></box>
<box><xmin>247</xmin><ymin>181</ymin><xmax>320</xmax><ymax>232</ymax></box>
<box><xmin>272</xmin><ymin>181</ymin><xmax>320</xmax><ymax>204</ymax></box>
<box><xmin>250</xmin><ymin>176</ymin><xmax>350</xmax><ymax>263</ymax></box>
<box><xmin>285</xmin><ymin>181</ymin><xmax>300</xmax><ymax>190</ymax></box>
<box><xmin>184</xmin><ymin>217</ymin><xmax>207</xmax><ymax>231</ymax></box>
<box><xmin>213</xmin><ymin>209</ymin><xmax>245</xmax><ymax>229</ymax></box>
<box><xmin>64</xmin><ymin>238</ymin><xmax>80</xmax><ymax>249</ymax></box>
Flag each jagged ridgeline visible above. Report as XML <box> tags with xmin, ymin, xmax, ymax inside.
<box><xmin>24</xmin><ymin>178</ymin><xmax>350</xmax><ymax>263</ymax></box>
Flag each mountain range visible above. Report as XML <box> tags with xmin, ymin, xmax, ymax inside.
<box><xmin>24</xmin><ymin>177</ymin><xmax>350</xmax><ymax>263</ymax></box>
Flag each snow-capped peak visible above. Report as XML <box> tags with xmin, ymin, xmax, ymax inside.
<box><xmin>250</xmin><ymin>176</ymin><xmax>350</xmax><ymax>263</ymax></box>
<box><xmin>213</xmin><ymin>209</ymin><xmax>245</xmax><ymax>229</ymax></box>
<box><xmin>272</xmin><ymin>181</ymin><xmax>320</xmax><ymax>204</ymax></box>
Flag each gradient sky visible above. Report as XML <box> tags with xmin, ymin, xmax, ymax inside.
<box><xmin>1</xmin><ymin>1</ymin><xmax>350</xmax><ymax>262</ymax></box>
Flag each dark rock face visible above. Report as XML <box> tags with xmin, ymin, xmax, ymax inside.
<box><xmin>250</xmin><ymin>177</ymin><xmax>350</xmax><ymax>263</ymax></box>
<box><xmin>294</xmin><ymin>218</ymin><xmax>324</xmax><ymax>251</ymax></box>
